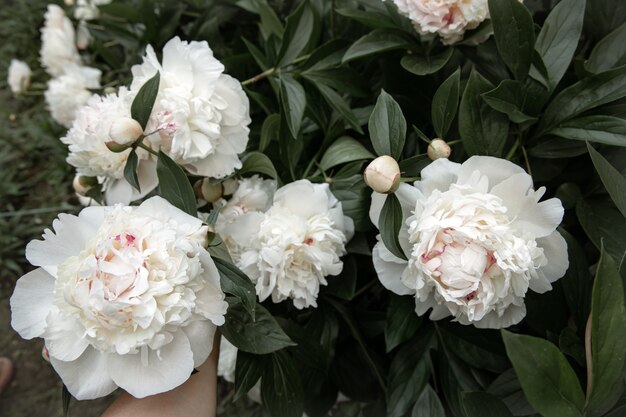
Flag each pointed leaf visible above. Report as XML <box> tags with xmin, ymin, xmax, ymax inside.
<box><xmin>239</xmin><ymin>151</ymin><xmax>279</xmax><ymax>180</ymax></box>
<box><xmin>463</xmin><ymin>392</ymin><xmax>513</xmax><ymax>417</ymax></box>
<box><xmin>400</xmin><ymin>48</ymin><xmax>453</xmax><ymax>76</ymax></box>
<box><xmin>156</xmin><ymin>150</ymin><xmax>196</xmax><ymax>216</ymax></box>
<box><xmin>587</xmin><ymin>143</ymin><xmax>626</xmax><ymax>217</ymax></box>
<box><xmin>342</xmin><ymin>30</ymin><xmax>411</xmax><ymax>63</ymax></box>
<box><xmin>320</xmin><ymin>136</ymin><xmax>374</xmax><ymax>171</ymax></box>
<box><xmin>432</xmin><ymin>68</ymin><xmax>461</xmax><ymax>138</ymax></box>
<box><xmin>123</xmin><ymin>151</ymin><xmax>141</xmax><ymax>192</ymax></box>
<box><xmin>261</xmin><ymin>350</ymin><xmax>304</xmax><ymax>417</ymax></box>
<box><xmin>586</xmin><ymin>22</ymin><xmax>626</xmax><ymax>73</ymax></box>
<box><xmin>234</xmin><ymin>351</ymin><xmax>267</xmax><ymax>400</ymax></box>
<box><xmin>131</xmin><ymin>71</ymin><xmax>160</xmax><ymax>130</ymax></box>
<box><xmin>276</xmin><ymin>1</ymin><xmax>314</xmax><ymax>66</ymax></box>
<box><xmin>385</xmin><ymin>294</ymin><xmax>421</xmax><ymax>352</ymax></box>
<box><xmin>279</xmin><ymin>74</ymin><xmax>306</xmax><ymax>138</ymax></box>
<box><xmin>213</xmin><ymin>257</ymin><xmax>256</xmax><ymax>321</ymax></box>
<box><xmin>379</xmin><ymin>193</ymin><xmax>407</xmax><ymax>261</ymax></box>
<box><xmin>369</xmin><ymin>90</ymin><xmax>406</xmax><ymax>159</ymax></box>
<box><xmin>482</xmin><ymin>80</ymin><xmax>538</xmax><ymax>124</ymax></box>
<box><xmin>549</xmin><ymin>116</ymin><xmax>626</xmax><ymax>146</ymax></box>
<box><xmin>412</xmin><ymin>384</ymin><xmax>444</xmax><ymax>417</ymax></box>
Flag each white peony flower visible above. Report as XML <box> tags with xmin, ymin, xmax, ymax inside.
<box><xmin>370</xmin><ymin>156</ymin><xmax>569</xmax><ymax>328</ymax></box>
<box><xmin>220</xmin><ymin>180</ymin><xmax>354</xmax><ymax>309</ymax></box>
<box><xmin>10</xmin><ymin>197</ymin><xmax>228</xmax><ymax>399</ymax></box>
<box><xmin>61</xmin><ymin>87</ymin><xmax>158</xmax><ymax>205</ymax></box>
<box><xmin>131</xmin><ymin>36</ymin><xmax>251</xmax><ymax>179</ymax></box>
<box><xmin>40</xmin><ymin>4</ymin><xmax>81</xmax><ymax>77</ymax></box>
<box><xmin>390</xmin><ymin>0</ymin><xmax>517</xmax><ymax>45</ymax></box>
<box><xmin>7</xmin><ymin>59</ymin><xmax>32</xmax><ymax>95</ymax></box>
<box><xmin>45</xmin><ymin>64</ymin><xmax>101</xmax><ymax>128</ymax></box>
<box><xmin>217</xmin><ymin>336</ymin><xmax>237</xmax><ymax>383</ymax></box>
<box><xmin>74</xmin><ymin>0</ymin><xmax>112</xmax><ymax>21</ymax></box>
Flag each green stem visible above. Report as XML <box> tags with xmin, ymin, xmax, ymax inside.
<box><xmin>136</xmin><ymin>142</ymin><xmax>158</xmax><ymax>156</ymax></box>
<box><xmin>505</xmin><ymin>140</ymin><xmax>520</xmax><ymax>160</ymax></box>
<box><xmin>240</xmin><ymin>54</ymin><xmax>312</xmax><ymax>86</ymax></box>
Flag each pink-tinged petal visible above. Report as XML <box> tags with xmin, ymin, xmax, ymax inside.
<box><xmin>109</xmin><ymin>330</ymin><xmax>194</xmax><ymax>398</ymax></box>
<box><xmin>50</xmin><ymin>347</ymin><xmax>116</xmax><ymax>400</ymax></box>
<box><xmin>458</xmin><ymin>156</ymin><xmax>525</xmax><ymax>189</ymax></box>
<box><xmin>10</xmin><ymin>268</ymin><xmax>55</xmax><ymax>339</ymax></box>
<box><xmin>183</xmin><ymin>320</ymin><xmax>217</xmax><ymax>368</ymax></box>
<box><xmin>372</xmin><ymin>242</ymin><xmax>412</xmax><ymax>295</ymax></box>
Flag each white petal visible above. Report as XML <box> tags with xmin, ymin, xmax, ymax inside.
<box><xmin>418</xmin><ymin>158</ymin><xmax>461</xmax><ymax>195</ymax></box>
<box><xmin>105</xmin><ymin>178</ymin><xmax>134</xmax><ymax>205</ymax></box>
<box><xmin>372</xmin><ymin>242</ymin><xmax>412</xmax><ymax>295</ymax></box>
<box><xmin>136</xmin><ymin>196</ymin><xmax>203</xmax><ymax>229</ymax></box>
<box><xmin>109</xmin><ymin>330</ymin><xmax>194</xmax><ymax>398</ymax></box>
<box><xmin>44</xmin><ymin>311</ymin><xmax>89</xmax><ymax>361</ymax></box>
<box><xmin>473</xmin><ymin>304</ymin><xmax>526</xmax><ymax>329</ymax></box>
<box><xmin>458</xmin><ymin>156</ymin><xmax>526</xmax><ymax>189</ymax></box>
<box><xmin>369</xmin><ymin>191</ymin><xmax>386</xmax><ymax>228</ymax></box>
<box><xmin>511</xmin><ymin>197</ymin><xmax>564</xmax><ymax>238</ymax></box>
<box><xmin>536</xmin><ymin>231</ymin><xmax>569</xmax><ymax>285</ymax></box>
<box><xmin>273</xmin><ymin>180</ymin><xmax>329</xmax><ymax>219</ymax></box>
<box><xmin>183</xmin><ymin>320</ymin><xmax>217</xmax><ymax>368</ymax></box>
<box><xmin>10</xmin><ymin>268</ymin><xmax>55</xmax><ymax>339</ymax></box>
<box><xmin>50</xmin><ymin>347</ymin><xmax>117</xmax><ymax>400</ymax></box>
<box><xmin>490</xmin><ymin>173</ymin><xmax>534</xmax><ymax>208</ymax></box>
<box><xmin>428</xmin><ymin>304</ymin><xmax>451</xmax><ymax>321</ymax></box>
<box><xmin>132</xmin><ymin>159</ymin><xmax>159</xmax><ymax>200</ymax></box>
<box><xmin>369</xmin><ymin>183</ymin><xmax>419</xmax><ymax>229</ymax></box>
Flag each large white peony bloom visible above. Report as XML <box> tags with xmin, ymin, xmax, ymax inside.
<box><xmin>391</xmin><ymin>0</ymin><xmax>510</xmax><ymax>45</ymax></box>
<box><xmin>220</xmin><ymin>180</ymin><xmax>354</xmax><ymax>309</ymax></box>
<box><xmin>10</xmin><ymin>197</ymin><xmax>228</xmax><ymax>399</ymax></box>
<box><xmin>7</xmin><ymin>59</ymin><xmax>32</xmax><ymax>95</ymax></box>
<box><xmin>40</xmin><ymin>4</ymin><xmax>81</xmax><ymax>77</ymax></box>
<box><xmin>370</xmin><ymin>156</ymin><xmax>569</xmax><ymax>328</ymax></box>
<box><xmin>131</xmin><ymin>37</ymin><xmax>251</xmax><ymax>179</ymax></box>
<box><xmin>61</xmin><ymin>87</ymin><xmax>158</xmax><ymax>205</ymax></box>
<box><xmin>45</xmin><ymin>64</ymin><xmax>101</xmax><ymax>128</ymax></box>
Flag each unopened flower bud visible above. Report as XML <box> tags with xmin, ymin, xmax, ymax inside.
<box><xmin>109</xmin><ymin>117</ymin><xmax>143</xmax><ymax>148</ymax></box>
<box><xmin>364</xmin><ymin>155</ymin><xmax>401</xmax><ymax>194</ymax></box>
<box><xmin>73</xmin><ymin>175</ymin><xmax>97</xmax><ymax>196</ymax></box>
<box><xmin>42</xmin><ymin>346</ymin><xmax>50</xmax><ymax>363</ymax></box>
<box><xmin>195</xmin><ymin>179</ymin><xmax>223</xmax><ymax>203</ymax></box>
<box><xmin>222</xmin><ymin>178</ymin><xmax>238</xmax><ymax>196</ymax></box>
<box><xmin>427</xmin><ymin>139</ymin><xmax>451</xmax><ymax>160</ymax></box>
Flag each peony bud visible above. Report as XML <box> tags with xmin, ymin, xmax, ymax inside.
<box><xmin>109</xmin><ymin>117</ymin><xmax>143</xmax><ymax>149</ymax></box>
<box><xmin>364</xmin><ymin>155</ymin><xmax>401</xmax><ymax>194</ymax></box>
<box><xmin>427</xmin><ymin>139</ymin><xmax>451</xmax><ymax>160</ymax></box>
<box><xmin>195</xmin><ymin>178</ymin><xmax>223</xmax><ymax>203</ymax></box>
<box><xmin>72</xmin><ymin>175</ymin><xmax>97</xmax><ymax>196</ymax></box>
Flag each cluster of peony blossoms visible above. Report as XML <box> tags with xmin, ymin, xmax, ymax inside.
<box><xmin>10</xmin><ymin>197</ymin><xmax>228</xmax><ymax>399</ymax></box>
<box><xmin>389</xmin><ymin>0</ymin><xmax>521</xmax><ymax>45</ymax></box>
<box><xmin>217</xmin><ymin>177</ymin><xmax>355</xmax><ymax>309</ymax></box>
<box><xmin>64</xmin><ymin>36</ymin><xmax>251</xmax><ymax>204</ymax></box>
<box><xmin>368</xmin><ymin>155</ymin><xmax>568</xmax><ymax>328</ymax></box>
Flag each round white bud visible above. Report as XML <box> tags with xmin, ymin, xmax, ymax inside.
<box><xmin>72</xmin><ymin>175</ymin><xmax>96</xmax><ymax>196</ymax></box>
<box><xmin>364</xmin><ymin>155</ymin><xmax>401</xmax><ymax>194</ymax></box>
<box><xmin>195</xmin><ymin>179</ymin><xmax>223</xmax><ymax>203</ymax></box>
<box><xmin>427</xmin><ymin>139</ymin><xmax>451</xmax><ymax>160</ymax></box>
<box><xmin>109</xmin><ymin>117</ymin><xmax>143</xmax><ymax>147</ymax></box>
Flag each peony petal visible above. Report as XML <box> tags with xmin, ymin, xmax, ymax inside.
<box><xmin>50</xmin><ymin>347</ymin><xmax>117</xmax><ymax>400</ymax></box>
<box><xmin>369</xmin><ymin>183</ymin><xmax>419</xmax><ymax>228</ymax></box>
<box><xmin>473</xmin><ymin>304</ymin><xmax>526</xmax><ymax>329</ymax></box>
<box><xmin>536</xmin><ymin>231</ymin><xmax>569</xmax><ymax>285</ymax></box>
<box><xmin>109</xmin><ymin>330</ymin><xmax>195</xmax><ymax>398</ymax></box>
<box><xmin>136</xmin><ymin>196</ymin><xmax>203</xmax><ymax>229</ymax></box>
<box><xmin>428</xmin><ymin>304</ymin><xmax>451</xmax><ymax>321</ymax></box>
<box><xmin>273</xmin><ymin>181</ymin><xmax>330</xmax><ymax>219</ymax></box>
<box><xmin>133</xmin><ymin>159</ymin><xmax>159</xmax><ymax>201</ymax></box>
<box><xmin>105</xmin><ymin>178</ymin><xmax>134</xmax><ymax>205</ymax></box>
<box><xmin>10</xmin><ymin>268</ymin><xmax>55</xmax><ymax>339</ymax></box>
<box><xmin>418</xmin><ymin>158</ymin><xmax>461</xmax><ymax>196</ymax></box>
<box><xmin>182</xmin><ymin>320</ymin><xmax>217</xmax><ymax>368</ymax></box>
<box><xmin>511</xmin><ymin>197</ymin><xmax>564</xmax><ymax>238</ymax></box>
<box><xmin>490</xmin><ymin>173</ymin><xmax>534</xmax><ymax>209</ymax></box>
<box><xmin>457</xmin><ymin>156</ymin><xmax>526</xmax><ymax>189</ymax></box>
<box><xmin>44</xmin><ymin>310</ymin><xmax>89</xmax><ymax>361</ymax></box>
<box><xmin>372</xmin><ymin>242</ymin><xmax>412</xmax><ymax>295</ymax></box>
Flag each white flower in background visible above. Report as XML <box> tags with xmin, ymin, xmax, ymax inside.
<box><xmin>370</xmin><ymin>156</ymin><xmax>568</xmax><ymax>328</ymax></box>
<box><xmin>40</xmin><ymin>4</ymin><xmax>81</xmax><ymax>77</ymax></box>
<box><xmin>74</xmin><ymin>0</ymin><xmax>111</xmax><ymax>20</ymax></box>
<box><xmin>217</xmin><ymin>336</ymin><xmax>237</xmax><ymax>383</ymax></box>
<box><xmin>45</xmin><ymin>64</ymin><xmax>101</xmax><ymax>128</ymax></box>
<box><xmin>10</xmin><ymin>197</ymin><xmax>228</xmax><ymax>399</ymax></box>
<box><xmin>131</xmin><ymin>36</ymin><xmax>251</xmax><ymax>179</ymax></box>
<box><xmin>391</xmin><ymin>0</ymin><xmax>511</xmax><ymax>44</ymax></box>
<box><xmin>61</xmin><ymin>87</ymin><xmax>158</xmax><ymax>205</ymax></box>
<box><xmin>217</xmin><ymin>175</ymin><xmax>276</xmax><ymax>223</ymax></box>
<box><xmin>7</xmin><ymin>59</ymin><xmax>32</xmax><ymax>95</ymax></box>
<box><xmin>220</xmin><ymin>180</ymin><xmax>354</xmax><ymax>309</ymax></box>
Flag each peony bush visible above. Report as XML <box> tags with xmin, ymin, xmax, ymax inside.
<box><xmin>4</xmin><ymin>0</ymin><xmax>626</xmax><ymax>416</ymax></box>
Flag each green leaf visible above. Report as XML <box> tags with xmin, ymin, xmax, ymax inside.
<box><xmin>400</xmin><ymin>48</ymin><xmax>453</xmax><ymax>76</ymax></box>
<box><xmin>548</xmin><ymin>116</ymin><xmax>626</xmax><ymax>146</ymax></box>
<box><xmin>463</xmin><ymin>392</ymin><xmax>513</xmax><ymax>417</ymax></box>
<box><xmin>531</xmin><ymin>0</ymin><xmax>585</xmax><ymax>90</ymax></box>
<box><xmin>257</xmin><ymin>1</ymin><xmax>283</xmax><ymax>41</ymax></box>
<box><xmin>368</xmin><ymin>90</ymin><xmax>406</xmax><ymax>159</ymax></box>
<box><xmin>432</xmin><ymin>68</ymin><xmax>461</xmax><ymax>138</ymax></box>
<box><xmin>560</xmin><ymin>230</ymin><xmax>592</xmax><ymax>334</ymax></box>
<box><xmin>587</xmin><ymin>143</ymin><xmax>626</xmax><ymax>217</ymax></box>
<box><xmin>459</xmin><ymin>69</ymin><xmax>509</xmax><ymax>156</ymax></box>
<box><xmin>528</xmin><ymin>138</ymin><xmax>587</xmax><ymax>159</ymax></box>
<box><xmin>387</xmin><ymin>328</ymin><xmax>435</xmax><ymax>417</ymax></box>
<box><xmin>481</xmin><ymin>80</ymin><xmax>538</xmax><ymax>124</ymax></box>
<box><xmin>330</xmin><ymin>173</ymin><xmax>371</xmax><ymax>231</ymax></box>
<box><xmin>536</xmin><ymin>65</ymin><xmax>626</xmax><ymax>135</ymax></box>
<box><xmin>488</xmin><ymin>0</ymin><xmax>535</xmax><ymax>80</ymax></box>
<box><xmin>131</xmin><ymin>71</ymin><xmax>160</xmax><ymax>130</ymax></box>
<box><xmin>385</xmin><ymin>294</ymin><xmax>421</xmax><ymax>352</ymax></box>
<box><xmin>379</xmin><ymin>193</ymin><xmax>407</xmax><ymax>261</ymax></box>
<box><xmin>576</xmin><ymin>200</ymin><xmax>626</xmax><ymax>262</ymax></box>
<box><xmin>439</xmin><ymin>325</ymin><xmax>510</xmax><ymax>373</ymax></box>
<box><xmin>586</xmin><ymin>22</ymin><xmax>626</xmax><ymax>73</ymax></box>
<box><xmin>123</xmin><ymin>151</ymin><xmax>140</xmax><ymax>192</ymax></box>
<box><xmin>487</xmin><ymin>368</ymin><xmax>537</xmax><ymax>416</ymax></box>
<box><xmin>335</xmin><ymin>6</ymin><xmax>397</xmax><ymax>29</ymax></box>
<box><xmin>239</xmin><ymin>151</ymin><xmax>279</xmax><ymax>180</ymax></box>
<box><xmin>398</xmin><ymin>154</ymin><xmax>430</xmax><ymax>177</ymax></box>
<box><xmin>585</xmin><ymin>245</ymin><xmax>626</xmax><ymax>415</ymax></box>
<box><xmin>261</xmin><ymin>350</ymin><xmax>304</xmax><ymax>417</ymax></box>
<box><xmin>234</xmin><ymin>351</ymin><xmax>267</xmax><ymax>400</ymax></box>
<box><xmin>213</xmin><ymin>257</ymin><xmax>256</xmax><ymax>321</ymax></box>
<box><xmin>276</xmin><ymin>1</ymin><xmax>314</xmax><ymax>67</ymax></box>
<box><xmin>279</xmin><ymin>74</ymin><xmax>306</xmax><ymax>138</ymax></box>
<box><xmin>221</xmin><ymin>298</ymin><xmax>296</xmax><ymax>355</ymax></box>
<box><xmin>342</xmin><ymin>30</ymin><xmax>411</xmax><ymax>63</ymax></box>
<box><xmin>62</xmin><ymin>384</ymin><xmax>71</xmax><ymax>417</ymax></box>
<box><xmin>319</xmin><ymin>136</ymin><xmax>374</xmax><ymax>171</ymax></box>
<box><xmin>156</xmin><ymin>150</ymin><xmax>196</xmax><ymax>216</ymax></box>
<box><xmin>501</xmin><ymin>330</ymin><xmax>585</xmax><ymax>417</ymax></box>
<box><xmin>314</xmin><ymin>83</ymin><xmax>363</xmax><ymax>133</ymax></box>
<box><xmin>412</xmin><ymin>384</ymin><xmax>444</xmax><ymax>417</ymax></box>
<box><xmin>325</xmin><ymin>255</ymin><xmax>357</xmax><ymax>300</ymax></box>
<box><xmin>260</xmin><ymin>114</ymin><xmax>280</xmax><ymax>152</ymax></box>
